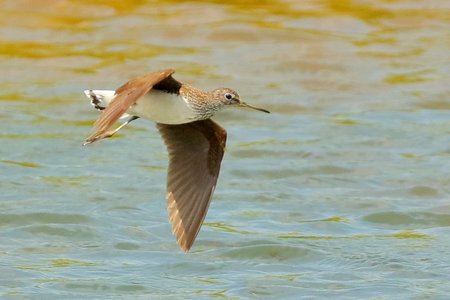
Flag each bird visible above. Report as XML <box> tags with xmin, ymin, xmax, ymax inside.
<box><xmin>83</xmin><ymin>69</ymin><xmax>269</xmax><ymax>251</ymax></box>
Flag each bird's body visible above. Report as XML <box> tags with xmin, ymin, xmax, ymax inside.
<box><xmin>84</xmin><ymin>69</ymin><xmax>269</xmax><ymax>251</ymax></box>
<box><xmin>133</xmin><ymin>89</ymin><xmax>197</xmax><ymax>124</ymax></box>
<box><xmin>87</xmin><ymin>88</ymin><xmax>198</xmax><ymax>124</ymax></box>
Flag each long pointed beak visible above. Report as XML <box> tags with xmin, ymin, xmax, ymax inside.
<box><xmin>239</xmin><ymin>102</ymin><xmax>270</xmax><ymax>113</ymax></box>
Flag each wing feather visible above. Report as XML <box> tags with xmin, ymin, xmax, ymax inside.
<box><xmin>157</xmin><ymin>119</ymin><xmax>227</xmax><ymax>251</ymax></box>
<box><xmin>85</xmin><ymin>69</ymin><xmax>175</xmax><ymax>143</ymax></box>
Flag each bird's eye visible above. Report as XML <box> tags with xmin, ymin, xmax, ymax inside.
<box><xmin>224</xmin><ymin>93</ymin><xmax>233</xmax><ymax>100</ymax></box>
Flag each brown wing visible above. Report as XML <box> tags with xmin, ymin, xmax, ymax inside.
<box><xmin>157</xmin><ymin>119</ymin><xmax>227</xmax><ymax>252</ymax></box>
<box><xmin>85</xmin><ymin>69</ymin><xmax>175</xmax><ymax>144</ymax></box>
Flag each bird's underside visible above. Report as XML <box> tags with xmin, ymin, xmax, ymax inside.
<box><xmin>84</xmin><ymin>69</ymin><xmax>227</xmax><ymax>251</ymax></box>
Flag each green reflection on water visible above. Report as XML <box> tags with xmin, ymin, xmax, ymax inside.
<box><xmin>0</xmin><ymin>213</ymin><xmax>90</xmax><ymax>226</ymax></box>
<box><xmin>204</xmin><ymin>222</ymin><xmax>254</xmax><ymax>234</ymax></box>
<box><xmin>277</xmin><ymin>230</ymin><xmax>432</xmax><ymax>240</ymax></box>
<box><xmin>51</xmin><ymin>258</ymin><xmax>98</xmax><ymax>268</ymax></box>
<box><xmin>0</xmin><ymin>160</ymin><xmax>42</xmax><ymax>168</ymax></box>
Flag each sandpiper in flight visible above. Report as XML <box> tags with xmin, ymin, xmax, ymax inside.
<box><xmin>84</xmin><ymin>69</ymin><xmax>269</xmax><ymax>251</ymax></box>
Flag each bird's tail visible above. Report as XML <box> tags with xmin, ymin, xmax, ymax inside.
<box><xmin>84</xmin><ymin>90</ymin><xmax>115</xmax><ymax>111</ymax></box>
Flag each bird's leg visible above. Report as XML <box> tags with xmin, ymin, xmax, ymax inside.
<box><xmin>83</xmin><ymin>115</ymin><xmax>139</xmax><ymax>146</ymax></box>
<box><xmin>106</xmin><ymin>115</ymin><xmax>140</xmax><ymax>137</ymax></box>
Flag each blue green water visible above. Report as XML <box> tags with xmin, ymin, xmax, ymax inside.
<box><xmin>1</xmin><ymin>0</ymin><xmax>449</xmax><ymax>299</ymax></box>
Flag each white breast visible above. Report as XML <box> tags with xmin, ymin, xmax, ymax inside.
<box><xmin>128</xmin><ymin>90</ymin><xmax>197</xmax><ymax>124</ymax></box>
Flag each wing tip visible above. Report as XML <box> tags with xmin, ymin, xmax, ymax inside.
<box><xmin>178</xmin><ymin>237</ymin><xmax>193</xmax><ymax>252</ymax></box>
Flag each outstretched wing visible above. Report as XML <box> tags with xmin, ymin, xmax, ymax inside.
<box><xmin>85</xmin><ymin>69</ymin><xmax>175</xmax><ymax>144</ymax></box>
<box><xmin>157</xmin><ymin>119</ymin><xmax>227</xmax><ymax>252</ymax></box>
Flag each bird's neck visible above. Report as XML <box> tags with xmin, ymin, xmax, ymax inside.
<box><xmin>180</xmin><ymin>84</ymin><xmax>223</xmax><ymax>120</ymax></box>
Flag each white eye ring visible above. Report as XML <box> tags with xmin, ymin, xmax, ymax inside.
<box><xmin>224</xmin><ymin>93</ymin><xmax>233</xmax><ymax>100</ymax></box>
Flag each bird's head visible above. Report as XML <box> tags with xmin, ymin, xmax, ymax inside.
<box><xmin>212</xmin><ymin>88</ymin><xmax>270</xmax><ymax>113</ymax></box>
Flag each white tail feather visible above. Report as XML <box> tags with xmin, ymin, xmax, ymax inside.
<box><xmin>84</xmin><ymin>89</ymin><xmax>130</xmax><ymax>119</ymax></box>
